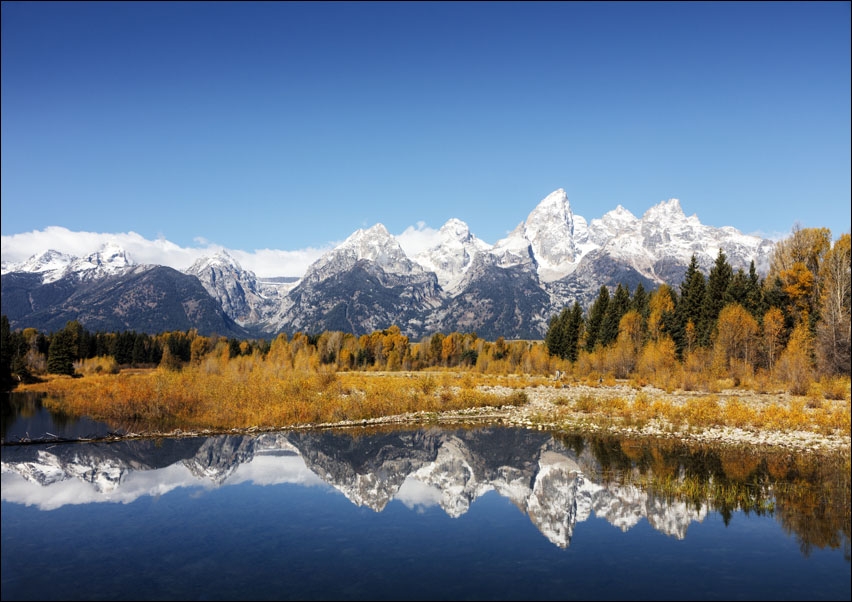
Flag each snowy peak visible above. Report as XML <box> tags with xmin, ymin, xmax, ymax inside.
<box><xmin>2</xmin><ymin>243</ymin><xmax>134</xmax><ymax>283</ymax></box>
<box><xmin>1</xmin><ymin>249</ymin><xmax>74</xmax><ymax>279</ymax></box>
<box><xmin>413</xmin><ymin>218</ymin><xmax>489</xmax><ymax>290</ymax></box>
<box><xmin>523</xmin><ymin>188</ymin><xmax>580</xmax><ymax>281</ymax></box>
<box><xmin>67</xmin><ymin>243</ymin><xmax>135</xmax><ymax>282</ymax></box>
<box><xmin>587</xmin><ymin>205</ymin><xmax>640</xmax><ymax>246</ymax></box>
<box><xmin>188</xmin><ymin>249</ymin><xmax>244</xmax><ymax>273</ymax></box>
<box><xmin>75</xmin><ymin>242</ymin><xmax>134</xmax><ymax>271</ymax></box>
<box><xmin>302</xmin><ymin>223</ymin><xmax>422</xmax><ymax>285</ymax></box>
<box><xmin>490</xmin><ymin>188</ymin><xmax>581</xmax><ymax>281</ymax></box>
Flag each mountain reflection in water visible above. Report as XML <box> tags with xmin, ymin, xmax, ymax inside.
<box><xmin>2</xmin><ymin>426</ymin><xmax>849</xmax><ymax>555</ymax></box>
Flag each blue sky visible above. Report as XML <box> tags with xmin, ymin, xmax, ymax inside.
<box><xmin>2</xmin><ymin>1</ymin><xmax>850</xmax><ymax>276</ymax></box>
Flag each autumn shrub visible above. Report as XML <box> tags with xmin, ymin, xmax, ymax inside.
<box><xmin>573</xmin><ymin>393</ymin><xmax>598</xmax><ymax>413</ymax></box>
<box><xmin>819</xmin><ymin>376</ymin><xmax>851</xmax><ymax>401</ymax></box>
<box><xmin>629</xmin><ymin>391</ymin><xmax>656</xmax><ymax>424</ymax></box>
<box><xmin>723</xmin><ymin>397</ymin><xmax>756</xmax><ymax>429</ymax></box>
<box><xmin>680</xmin><ymin>396</ymin><xmax>723</xmax><ymax>428</ymax></box>
<box><xmin>74</xmin><ymin>356</ymin><xmax>120</xmax><ymax>376</ymax></box>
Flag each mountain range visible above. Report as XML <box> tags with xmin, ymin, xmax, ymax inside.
<box><xmin>1</xmin><ymin>427</ymin><xmax>710</xmax><ymax>547</ymax></box>
<box><xmin>1</xmin><ymin>189</ymin><xmax>776</xmax><ymax>340</ymax></box>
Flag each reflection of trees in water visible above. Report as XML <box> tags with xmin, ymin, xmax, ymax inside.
<box><xmin>2</xmin><ymin>391</ymin><xmax>47</xmax><ymax>439</ymax></box>
<box><xmin>556</xmin><ymin>432</ymin><xmax>851</xmax><ymax>558</ymax></box>
<box><xmin>44</xmin><ymin>397</ymin><xmax>79</xmax><ymax>430</ymax></box>
<box><xmin>771</xmin><ymin>453</ymin><xmax>851</xmax><ymax>560</ymax></box>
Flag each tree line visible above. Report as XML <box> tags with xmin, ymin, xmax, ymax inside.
<box><xmin>545</xmin><ymin>227</ymin><xmax>850</xmax><ymax>387</ymax></box>
<box><xmin>2</xmin><ymin>226</ymin><xmax>849</xmax><ymax>394</ymax></box>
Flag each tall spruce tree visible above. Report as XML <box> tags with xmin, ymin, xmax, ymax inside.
<box><xmin>701</xmin><ymin>249</ymin><xmax>733</xmax><ymax>345</ymax></box>
<box><xmin>675</xmin><ymin>255</ymin><xmax>706</xmax><ymax>354</ymax></box>
<box><xmin>566</xmin><ymin>302</ymin><xmax>584</xmax><ymax>362</ymax></box>
<box><xmin>599</xmin><ymin>283</ymin><xmax>631</xmax><ymax>347</ymax></box>
<box><xmin>0</xmin><ymin>315</ymin><xmax>11</xmax><ymax>385</ymax></box>
<box><xmin>585</xmin><ymin>286</ymin><xmax>610</xmax><ymax>352</ymax></box>
<box><xmin>546</xmin><ymin>309</ymin><xmax>569</xmax><ymax>359</ymax></box>
<box><xmin>47</xmin><ymin>327</ymin><xmax>76</xmax><ymax>376</ymax></box>
<box><xmin>745</xmin><ymin>260</ymin><xmax>765</xmax><ymax>318</ymax></box>
<box><xmin>632</xmin><ymin>283</ymin><xmax>649</xmax><ymax>318</ymax></box>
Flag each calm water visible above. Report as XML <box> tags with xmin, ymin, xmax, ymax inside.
<box><xmin>1</xmin><ymin>392</ymin><xmax>850</xmax><ymax>601</ymax></box>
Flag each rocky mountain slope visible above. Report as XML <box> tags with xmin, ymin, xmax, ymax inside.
<box><xmin>2</xmin><ymin>189</ymin><xmax>776</xmax><ymax>339</ymax></box>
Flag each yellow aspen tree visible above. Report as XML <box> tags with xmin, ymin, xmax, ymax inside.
<box><xmin>647</xmin><ymin>284</ymin><xmax>675</xmax><ymax>341</ymax></box>
<box><xmin>777</xmin><ymin>319</ymin><xmax>815</xmax><ymax>395</ymax></box>
<box><xmin>816</xmin><ymin>233</ymin><xmax>851</xmax><ymax>375</ymax></box>
<box><xmin>713</xmin><ymin>303</ymin><xmax>758</xmax><ymax>381</ymax></box>
<box><xmin>761</xmin><ymin>307</ymin><xmax>785</xmax><ymax>373</ymax></box>
<box><xmin>618</xmin><ymin>309</ymin><xmax>645</xmax><ymax>355</ymax></box>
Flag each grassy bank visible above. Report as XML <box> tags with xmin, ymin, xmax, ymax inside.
<box><xmin>12</xmin><ymin>354</ymin><xmax>850</xmax><ymax>446</ymax></box>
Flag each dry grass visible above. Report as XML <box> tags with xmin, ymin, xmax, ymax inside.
<box><xmin>18</xmin><ymin>354</ymin><xmax>851</xmax><ymax>445</ymax></box>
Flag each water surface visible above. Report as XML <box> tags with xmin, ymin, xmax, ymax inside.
<box><xmin>1</xmin><ymin>393</ymin><xmax>849</xmax><ymax>601</ymax></box>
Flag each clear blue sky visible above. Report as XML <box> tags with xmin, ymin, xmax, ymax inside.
<box><xmin>2</xmin><ymin>1</ymin><xmax>850</xmax><ymax>275</ymax></box>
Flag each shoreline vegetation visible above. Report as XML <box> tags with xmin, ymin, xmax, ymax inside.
<box><xmin>3</xmin><ymin>228</ymin><xmax>849</xmax><ymax>452</ymax></box>
<box><xmin>9</xmin><ymin>361</ymin><xmax>850</xmax><ymax>454</ymax></box>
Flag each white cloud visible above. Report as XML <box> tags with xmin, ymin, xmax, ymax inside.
<box><xmin>1</xmin><ymin>227</ymin><xmax>333</xmax><ymax>278</ymax></box>
<box><xmin>231</xmin><ymin>246</ymin><xmax>331</xmax><ymax>278</ymax></box>
<box><xmin>395</xmin><ymin>221</ymin><xmax>442</xmax><ymax>257</ymax></box>
<box><xmin>394</xmin><ymin>476</ymin><xmax>443</xmax><ymax>510</ymax></box>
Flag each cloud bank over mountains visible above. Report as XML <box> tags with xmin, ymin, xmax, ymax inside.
<box><xmin>1</xmin><ymin>224</ymin><xmax>448</xmax><ymax>279</ymax></box>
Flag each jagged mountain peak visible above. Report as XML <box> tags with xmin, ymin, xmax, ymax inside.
<box><xmin>642</xmin><ymin>198</ymin><xmax>691</xmax><ymax>223</ymax></box>
<box><xmin>439</xmin><ymin>217</ymin><xmax>474</xmax><ymax>240</ymax></box>
<box><xmin>300</xmin><ymin>222</ymin><xmax>422</xmax><ymax>287</ymax></box>
<box><xmin>68</xmin><ymin>243</ymin><xmax>135</xmax><ymax>282</ymax></box>
<box><xmin>414</xmin><ymin>218</ymin><xmax>489</xmax><ymax>291</ymax></box>
<box><xmin>188</xmin><ymin>249</ymin><xmax>244</xmax><ymax>272</ymax></box>
<box><xmin>2</xmin><ymin>249</ymin><xmax>74</xmax><ymax>276</ymax></box>
<box><xmin>606</xmin><ymin>205</ymin><xmax>638</xmax><ymax>220</ymax></box>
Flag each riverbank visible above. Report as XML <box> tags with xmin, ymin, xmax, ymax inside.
<box><xmin>306</xmin><ymin>381</ymin><xmax>851</xmax><ymax>454</ymax></box>
<box><xmin>6</xmin><ymin>365</ymin><xmax>850</xmax><ymax>453</ymax></box>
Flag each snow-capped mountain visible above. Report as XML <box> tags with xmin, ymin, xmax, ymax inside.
<box><xmin>185</xmin><ymin>250</ymin><xmax>281</xmax><ymax>325</ymax></box>
<box><xmin>2</xmin><ymin>242</ymin><xmax>135</xmax><ymax>284</ymax></box>
<box><xmin>2</xmin><ymin>188</ymin><xmax>778</xmax><ymax>339</ymax></box>
<box><xmin>301</xmin><ymin>223</ymin><xmax>425</xmax><ymax>286</ymax></box>
<box><xmin>263</xmin><ymin>224</ymin><xmax>444</xmax><ymax>336</ymax></box>
<box><xmin>1</xmin><ymin>428</ymin><xmax>716</xmax><ymax>547</ymax></box>
<box><xmin>413</xmin><ymin>218</ymin><xmax>490</xmax><ymax>292</ymax></box>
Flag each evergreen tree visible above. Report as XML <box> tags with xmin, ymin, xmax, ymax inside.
<box><xmin>599</xmin><ymin>283</ymin><xmax>631</xmax><ymax>347</ymax></box>
<box><xmin>0</xmin><ymin>315</ymin><xmax>11</xmax><ymax>386</ymax></box>
<box><xmin>545</xmin><ymin>309</ymin><xmax>569</xmax><ymax>359</ymax></box>
<box><xmin>47</xmin><ymin>328</ymin><xmax>76</xmax><ymax>375</ymax></box>
<box><xmin>745</xmin><ymin>260</ymin><xmax>765</xmax><ymax>319</ymax></box>
<box><xmin>726</xmin><ymin>268</ymin><xmax>749</xmax><ymax>308</ymax></box>
<box><xmin>565</xmin><ymin>301</ymin><xmax>584</xmax><ymax>362</ymax></box>
<box><xmin>585</xmin><ymin>286</ymin><xmax>610</xmax><ymax>352</ymax></box>
<box><xmin>701</xmin><ymin>249</ymin><xmax>733</xmax><ymax>345</ymax></box>
<box><xmin>631</xmin><ymin>283</ymin><xmax>649</xmax><ymax>318</ymax></box>
<box><xmin>674</xmin><ymin>255</ymin><xmax>705</xmax><ymax>354</ymax></box>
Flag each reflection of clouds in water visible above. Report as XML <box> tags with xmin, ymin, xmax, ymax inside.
<box><xmin>394</xmin><ymin>476</ymin><xmax>443</xmax><ymax>511</ymax></box>
<box><xmin>223</xmin><ymin>454</ymin><xmax>325</xmax><ymax>488</ymax></box>
<box><xmin>1</xmin><ymin>453</ymin><xmax>325</xmax><ymax>511</ymax></box>
<box><xmin>1</xmin><ymin>464</ymin><xmax>205</xmax><ymax>510</ymax></box>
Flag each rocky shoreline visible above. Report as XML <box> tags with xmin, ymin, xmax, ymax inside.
<box><xmin>320</xmin><ymin>383</ymin><xmax>852</xmax><ymax>454</ymax></box>
<box><xmin>5</xmin><ymin>382</ymin><xmax>850</xmax><ymax>454</ymax></box>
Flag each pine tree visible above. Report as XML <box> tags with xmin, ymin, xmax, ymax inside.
<box><xmin>0</xmin><ymin>315</ymin><xmax>11</xmax><ymax>385</ymax></box>
<box><xmin>585</xmin><ymin>286</ymin><xmax>610</xmax><ymax>352</ymax></box>
<box><xmin>47</xmin><ymin>328</ymin><xmax>76</xmax><ymax>375</ymax></box>
<box><xmin>599</xmin><ymin>283</ymin><xmax>631</xmax><ymax>347</ymax></box>
<box><xmin>631</xmin><ymin>283</ymin><xmax>649</xmax><ymax>318</ymax></box>
<box><xmin>745</xmin><ymin>260</ymin><xmax>765</xmax><ymax>318</ymax></box>
<box><xmin>674</xmin><ymin>255</ymin><xmax>705</xmax><ymax>355</ymax></box>
<box><xmin>545</xmin><ymin>309</ymin><xmax>569</xmax><ymax>359</ymax></box>
<box><xmin>702</xmin><ymin>249</ymin><xmax>733</xmax><ymax>345</ymax></box>
<box><xmin>566</xmin><ymin>302</ymin><xmax>584</xmax><ymax>362</ymax></box>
